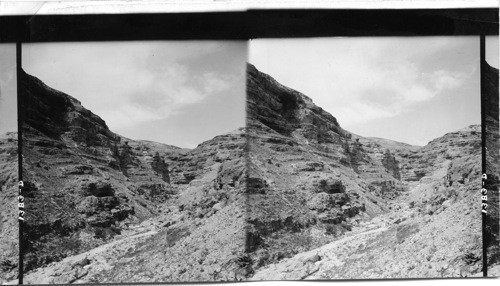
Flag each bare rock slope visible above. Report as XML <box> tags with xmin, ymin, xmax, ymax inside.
<box><xmin>0</xmin><ymin>132</ymin><xmax>18</xmax><ymax>282</ymax></box>
<box><xmin>246</xmin><ymin>63</ymin><xmax>484</xmax><ymax>279</ymax></box>
<box><xmin>17</xmin><ymin>70</ymin><xmax>247</xmax><ymax>283</ymax></box>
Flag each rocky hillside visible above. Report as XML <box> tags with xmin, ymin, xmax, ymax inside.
<box><xmin>14</xmin><ymin>70</ymin><xmax>248</xmax><ymax>283</ymax></box>
<box><xmin>0</xmin><ymin>132</ymin><xmax>18</xmax><ymax>282</ymax></box>
<box><xmin>19</xmin><ymin>69</ymin><xmax>176</xmax><ymax>274</ymax></box>
<box><xmin>246</xmin><ymin>63</ymin><xmax>484</xmax><ymax>279</ymax></box>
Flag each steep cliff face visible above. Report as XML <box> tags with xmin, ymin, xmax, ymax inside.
<box><xmin>247</xmin><ymin>63</ymin><xmax>348</xmax><ymax>147</ymax></box>
<box><xmin>21</xmin><ymin>71</ymin><xmax>118</xmax><ymax>145</ymax></box>
<box><xmin>20</xmin><ymin>70</ymin><xmax>176</xmax><ymax>272</ymax></box>
<box><xmin>246</xmin><ymin>63</ymin><xmax>483</xmax><ymax>278</ymax></box>
<box><xmin>18</xmin><ymin>70</ymin><xmax>249</xmax><ymax>283</ymax></box>
<box><xmin>246</xmin><ymin>64</ymin><xmax>406</xmax><ymax>273</ymax></box>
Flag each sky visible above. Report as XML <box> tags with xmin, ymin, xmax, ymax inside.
<box><xmin>0</xmin><ymin>44</ymin><xmax>17</xmax><ymax>135</ymax></box>
<box><xmin>250</xmin><ymin>36</ymin><xmax>499</xmax><ymax>146</ymax></box>
<box><xmin>22</xmin><ymin>41</ymin><xmax>247</xmax><ymax>148</ymax></box>
<box><xmin>2</xmin><ymin>37</ymin><xmax>499</xmax><ymax>146</ymax></box>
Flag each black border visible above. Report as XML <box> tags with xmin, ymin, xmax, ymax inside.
<box><xmin>0</xmin><ymin>9</ymin><xmax>498</xmax><ymax>43</ymax></box>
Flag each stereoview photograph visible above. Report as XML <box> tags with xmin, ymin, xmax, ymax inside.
<box><xmin>16</xmin><ymin>41</ymin><xmax>248</xmax><ymax>283</ymax></box>
<box><xmin>0</xmin><ymin>35</ymin><xmax>498</xmax><ymax>284</ymax></box>
<box><xmin>245</xmin><ymin>36</ymin><xmax>499</xmax><ymax>279</ymax></box>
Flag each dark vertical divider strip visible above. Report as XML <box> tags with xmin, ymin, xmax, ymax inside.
<box><xmin>480</xmin><ymin>34</ymin><xmax>500</xmax><ymax>278</ymax></box>
<box><xmin>479</xmin><ymin>35</ymin><xmax>488</xmax><ymax>277</ymax></box>
<box><xmin>16</xmin><ymin>42</ymin><xmax>24</xmax><ymax>284</ymax></box>
<box><xmin>479</xmin><ymin>34</ymin><xmax>487</xmax><ymax>278</ymax></box>
<box><xmin>480</xmin><ymin>34</ymin><xmax>487</xmax><ymax>278</ymax></box>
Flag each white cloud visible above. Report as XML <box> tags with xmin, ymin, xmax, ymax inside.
<box><xmin>320</xmin><ymin>63</ymin><xmax>467</xmax><ymax>126</ymax></box>
<box><xmin>98</xmin><ymin>64</ymin><xmax>234</xmax><ymax>131</ymax></box>
<box><xmin>105</xmin><ymin>104</ymin><xmax>164</xmax><ymax>130</ymax></box>
<box><xmin>428</xmin><ymin>70</ymin><xmax>464</xmax><ymax>91</ymax></box>
<box><xmin>23</xmin><ymin>42</ymin><xmax>236</xmax><ymax>132</ymax></box>
<box><xmin>250</xmin><ymin>37</ymin><xmax>471</xmax><ymax>128</ymax></box>
<box><xmin>200</xmin><ymin>72</ymin><xmax>234</xmax><ymax>94</ymax></box>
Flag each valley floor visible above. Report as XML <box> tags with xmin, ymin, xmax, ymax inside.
<box><xmin>251</xmin><ymin>192</ymin><xmax>427</xmax><ymax>280</ymax></box>
<box><xmin>11</xmin><ymin>220</ymin><xmax>161</xmax><ymax>284</ymax></box>
<box><xmin>251</xmin><ymin>183</ymin><xmax>487</xmax><ymax>280</ymax></box>
<box><xmin>3</xmin><ymin>182</ymin><xmax>497</xmax><ymax>284</ymax></box>
<box><xmin>12</xmin><ymin>184</ymin><xmax>488</xmax><ymax>284</ymax></box>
